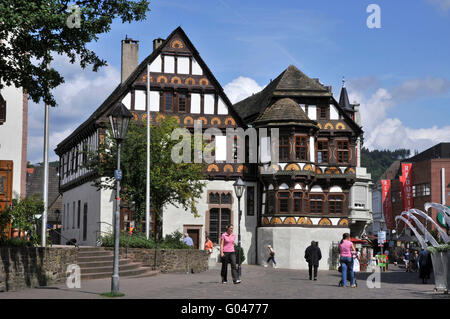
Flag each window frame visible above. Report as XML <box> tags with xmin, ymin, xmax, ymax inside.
<box><xmin>317</xmin><ymin>139</ymin><xmax>329</xmax><ymax>164</ymax></box>
<box><xmin>294</xmin><ymin>135</ymin><xmax>308</xmax><ymax>161</ymax></box>
<box><xmin>309</xmin><ymin>194</ymin><xmax>324</xmax><ymax>214</ymax></box>
<box><xmin>163</xmin><ymin>92</ymin><xmax>173</xmax><ymax>112</ymax></box>
<box><xmin>336</xmin><ymin>140</ymin><xmax>349</xmax><ymax>164</ymax></box>
<box><xmin>279</xmin><ymin>135</ymin><xmax>290</xmax><ymax>162</ymax></box>
<box><xmin>328</xmin><ymin>194</ymin><xmax>344</xmax><ymax>214</ymax></box>
<box><xmin>277</xmin><ymin>191</ymin><xmax>291</xmax><ymax>214</ymax></box>
<box><xmin>177</xmin><ymin>93</ymin><xmax>187</xmax><ymax>113</ymax></box>
<box><xmin>293</xmin><ymin>191</ymin><xmax>303</xmax><ymax>213</ymax></box>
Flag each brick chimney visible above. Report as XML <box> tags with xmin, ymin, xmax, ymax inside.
<box><xmin>153</xmin><ymin>38</ymin><xmax>164</xmax><ymax>51</ymax></box>
<box><xmin>121</xmin><ymin>37</ymin><xmax>139</xmax><ymax>84</ymax></box>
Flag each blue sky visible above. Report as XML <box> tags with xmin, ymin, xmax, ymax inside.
<box><xmin>28</xmin><ymin>0</ymin><xmax>450</xmax><ymax>163</ymax></box>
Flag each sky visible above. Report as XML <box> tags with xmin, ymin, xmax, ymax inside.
<box><xmin>27</xmin><ymin>0</ymin><xmax>450</xmax><ymax>163</ymax></box>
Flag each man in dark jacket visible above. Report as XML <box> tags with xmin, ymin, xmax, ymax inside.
<box><xmin>305</xmin><ymin>241</ymin><xmax>322</xmax><ymax>280</ymax></box>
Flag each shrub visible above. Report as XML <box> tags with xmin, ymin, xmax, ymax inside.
<box><xmin>234</xmin><ymin>244</ymin><xmax>245</xmax><ymax>264</ymax></box>
<box><xmin>427</xmin><ymin>244</ymin><xmax>450</xmax><ymax>254</ymax></box>
<box><xmin>0</xmin><ymin>238</ymin><xmax>31</xmax><ymax>247</ymax></box>
<box><xmin>101</xmin><ymin>231</ymin><xmax>193</xmax><ymax>249</ymax></box>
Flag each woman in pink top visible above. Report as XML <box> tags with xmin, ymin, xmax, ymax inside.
<box><xmin>220</xmin><ymin>224</ymin><xmax>241</xmax><ymax>284</ymax></box>
<box><xmin>338</xmin><ymin>233</ymin><xmax>356</xmax><ymax>288</ymax></box>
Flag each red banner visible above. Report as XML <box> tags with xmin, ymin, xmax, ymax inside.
<box><xmin>401</xmin><ymin>163</ymin><xmax>413</xmax><ymax>212</ymax></box>
<box><xmin>381</xmin><ymin>179</ymin><xmax>394</xmax><ymax>230</ymax></box>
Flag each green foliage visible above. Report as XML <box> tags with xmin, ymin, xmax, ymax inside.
<box><xmin>429</xmin><ymin>229</ymin><xmax>446</xmax><ymax>245</ymax></box>
<box><xmin>234</xmin><ymin>244</ymin><xmax>246</xmax><ymax>264</ymax></box>
<box><xmin>361</xmin><ymin>147</ymin><xmax>411</xmax><ymax>183</ymax></box>
<box><xmin>0</xmin><ymin>195</ymin><xmax>44</xmax><ymax>246</ymax></box>
<box><xmin>100</xmin><ymin>231</ymin><xmax>193</xmax><ymax>249</ymax></box>
<box><xmin>0</xmin><ymin>238</ymin><xmax>32</xmax><ymax>247</ymax></box>
<box><xmin>427</xmin><ymin>244</ymin><xmax>450</xmax><ymax>253</ymax></box>
<box><xmin>84</xmin><ymin>117</ymin><xmax>206</xmax><ymax>237</ymax></box>
<box><xmin>0</xmin><ymin>0</ymin><xmax>150</xmax><ymax>107</ymax></box>
<box><xmin>101</xmin><ymin>291</ymin><xmax>125</xmax><ymax>298</ymax></box>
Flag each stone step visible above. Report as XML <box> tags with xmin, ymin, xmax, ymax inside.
<box><xmin>80</xmin><ymin>262</ymin><xmax>141</xmax><ymax>274</ymax></box>
<box><xmin>78</xmin><ymin>259</ymin><xmax>131</xmax><ymax>269</ymax></box>
<box><xmin>77</xmin><ymin>251</ymin><xmax>114</xmax><ymax>258</ymax></box>
<box><xmin>77</xmin><ymin>255</ymin><xmax>115</xmax><ymax>263</ymax></box>
<box><xmin>80</xmin><ymin>267</ymin><xmax>154</xmax><ymax>280</ymax></box>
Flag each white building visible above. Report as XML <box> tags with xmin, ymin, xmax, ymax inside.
<box><xmin>55</xmin><ymin>27</ymin><xmax>372</xmax><ymax>269</ymax></box>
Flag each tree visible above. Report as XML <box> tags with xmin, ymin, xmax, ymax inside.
<box><xmin>84</xmin><ymin>116</ymin><xmax>207</xmax><ymax>239</ymax></box>
<box><xmin>0</xmin><ymin>195</ymin><xmax>44</xmax><ymax>246</ymax></box>
<box><xmin>0</xmin><ymin>0</ymin><xmax>150</xmax><ymax>107</ymax></box>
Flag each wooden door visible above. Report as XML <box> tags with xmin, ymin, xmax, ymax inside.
<box><xmin>187</xmin><ymin>229</ymin><xmax>199</xmax><ymax>249</ymax></box>
<box><xmin>0</xmin><ymin>160</ymin><xmax>13</xmax><ymax>237</ymax></box>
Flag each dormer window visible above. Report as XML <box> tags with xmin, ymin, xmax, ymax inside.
<box><xmin>318</xmin><ymin>106</ymin><xmax>328</xmax><ymax>120</ymax></box>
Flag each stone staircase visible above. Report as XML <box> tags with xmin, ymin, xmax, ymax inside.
<box><xmin>77</xmin><ymin>247</ymin><xmax>158</xmax><ymax>280</ymax></box>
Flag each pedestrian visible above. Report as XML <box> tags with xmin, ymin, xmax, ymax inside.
<box><xmin>384</xmin><ymin>249</ymin><xmax>389</xmax><ymax>270</ymax></box>
<box><xmin>403</xmin><ymin>248</ymin><xmax>410</xmax><ymax>272</ymax></box>
<box><xmin>183</xmin><ymin>233</ymin><xmax>194</xmax><ymax>247</ymax></box>
<box><xmin>353</xmin><ymin>248</ymin><xmax>361</xmax><ymax>273</ymax></box>
<box><xmin>418</xmin><ymin>248</ymin><xmax>432</xmax><ymax>284</ymax></box>
<box><xmin>338</xmin><ymin>233</ymin><xmax>356</xmax><ymax>288</ymax></box>
<box><xmin>265</xmin><ymin>245</ymin><xmax>277</xmax><ymax>268</ymax></box>
<box><xmin>305</xmin><ymin>241</ymin><xmax>322</xmax><ymax>280</ymax></box>
<box><xmin>220</xmin><ymin>224</ymin><xmax>241</xmax><ymax>284</ymax></box>
<box><xmin>412</xmin><ymin>250</ymin><xmax>419</xmax><ymax>272</ymax></box>
<box><xmin>204</xmin><ymin>235</ymin><xmax>213</xmax><ymax>255</ymax></box>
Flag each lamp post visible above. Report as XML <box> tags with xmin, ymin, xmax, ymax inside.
<box><xmin>233</xmin><ymin>177</ymin><xmax>246</xmax><ymax>277</ymax></box>
<box><xmin>109</xmin><ymin>102</ymin><xmax>132</xmax><ymax>294</ymax></box>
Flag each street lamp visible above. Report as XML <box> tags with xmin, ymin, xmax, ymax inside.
<box><xmin>233</xmin><ymin>177</ymin><xmax>246</xmax><ymax>277</ymax></box>
<box><xmin>109</xmin><ymin>102</ymin><xmax>132</xmax><ymax>294</ymax></box>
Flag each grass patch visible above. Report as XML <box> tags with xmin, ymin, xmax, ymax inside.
<box><xmin>101</xmin><ymin>291</ymin><xmax>125</xmax><ymax>298</ymax></box>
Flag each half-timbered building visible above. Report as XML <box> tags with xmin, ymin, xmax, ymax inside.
<box><xmin>55</xmin><ymin>27</ymin><xmax>372</xmax><ymax>269</ymax></box>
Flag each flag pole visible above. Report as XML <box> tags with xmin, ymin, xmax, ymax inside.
<box><xmin>146</xmin><ymin>63</ymin><xmax>151</xmax><ymax>239</ymax></box>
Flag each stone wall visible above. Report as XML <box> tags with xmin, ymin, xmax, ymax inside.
<box><xmin>105</xmin><ymin>248</ymin><xmax>209</xmax><ymax>273</ymax></box>
<box><xmin>0</xmin><ymin>247</ymin><xmax>78</xmax><ymax>292</ymax></box>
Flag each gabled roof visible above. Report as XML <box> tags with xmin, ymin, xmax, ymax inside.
<box><xmin>233</xmin><ymin>65</ymin><xmax>331</xmax><ymax>122</ymax></box>
<box><xmin>55</xmin><ymin>26</ymin><xmax>244</xmax><ymax>154</ymax></box>
<box><xmin>254</xmin><ymin>98</ymin><xmax>317</xmax><ymax>128</ymax></box>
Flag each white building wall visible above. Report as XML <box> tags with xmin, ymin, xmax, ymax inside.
<box><xmin>0</xmin><ymin>85</ymin><xmax>24</xmax><ymax>198</ymax></box>
<box><xmin>258</xmin><ymin>227</ymin><xmax>349</xmax><ymax>270</ymax></box>
<box><xmin>162</xmin><ymin>180</ymin><xmax>258</xmax><ymax>264</ymax></box>
<box><xmin>61</xmin><ymin>180</ymin><xmax>114</xmax><ymax>246</ymax></box>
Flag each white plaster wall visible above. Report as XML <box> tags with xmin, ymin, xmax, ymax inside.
<box><xmin>149</xmin><ymin>55</ymin><xmax>162</xmax><ymax>73</ymax></box>
<box><xmin>309</xmin><ymin>136</ymin><xmax>315</xmax><ymax>162</ymax></box>
<box><xmin>190</xmin><ymin>93</ymin><xmax>201</xmax><ymax>113</ymax></box>
<box><xmin>121</xmin><ymin>92</ymin><xmax>131</xmax><ymax>109</ymax></box>
<box><xmin>135</xmin><ymin>90</ymin><xmax>146</xmax><ymax>111</ymax></box>
<box><xmin>61</xmin><ymin>179</ymin><xmax>114</xmax><ymax>246</ymax></box>
<box><xmin>204</xmin><ymin>94</ymin><xmax>215</xmax><ymax>114</ymax></box>
<box><xmin>330</xmin><ymin>104</ymin><xmax>339</xmax><ymax>120</ymax></box>
<box><xmin>149</xmin><ymin>91</ymin><xmax>160</xmax><ymax>111</ymax></box>
<box><xmin>162</xmin><ymin>180</ymin><xmax>258</xmax><ymax>264</ymax></box>
<box><xmin>0</xmin><ymin>85</ymin><xmax>24</xmax><ymax>198</ymax></box>
<box><xmin>217</xmin><ymin>97</ymin><xmax>228</xmax><ymax>115</ymax></box>
<box><xmin>177</xmin><ymin>57</ymin><xmax>189</xmax><ymax>74</ymax></box>
<box><xmin>164</xmin><ymin>56</ymin><xmax>175</xmax><ymax>74</ymax></box>
<box><xmin>308</xmin><ymin>105</ymin><xmax>316</xmax><ymax>120</ymax></box>
<box><xmin>192</xmin><ymin>58</ymin><xmax>203</xmax><ymax>75</ymax></box>
<box><xmin>257</xmin><ymin>227</ymin><xmax>349</xmax><ymax>270</ymax></box>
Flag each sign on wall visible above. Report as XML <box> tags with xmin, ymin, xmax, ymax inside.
<box><xmin>381</xmin><ymin>179</ymin><xmax>394</xmax><ymax>229</ymax></box>
<box><xmin>401</xmin><ymin>163</ymin><xmax>413</xmax><ymax>213</ymax></box>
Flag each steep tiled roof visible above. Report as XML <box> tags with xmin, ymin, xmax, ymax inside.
<box><xmin>233</xmin><ymin>65</ymin><xmax>331</xmax><ymax>122</ymax></box>
<box><xmin>254</xmin><ymin>98</ymin><xmax>317</xmax><ymax>127</ymax></box>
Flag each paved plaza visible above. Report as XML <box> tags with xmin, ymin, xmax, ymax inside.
<box><xmin>0</xmin><ymin>264</ymin><xmax>448</xmax><ymax>299</ymax></box>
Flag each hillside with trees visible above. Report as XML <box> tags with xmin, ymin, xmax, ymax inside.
<box><xmin>361</xmin><ymin>148</ymin><xmax>412</xmax><ymax>183</ymax></box>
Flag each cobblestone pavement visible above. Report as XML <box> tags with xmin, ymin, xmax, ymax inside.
<box><xmin>0</xmin><ymin>264</ymin><xmax>448</xmax><ymax>299</ymax></box>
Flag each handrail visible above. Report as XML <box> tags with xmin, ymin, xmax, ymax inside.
<box><xmin>47</xmin><ymin>225</ymin><xmax>79</xmax><ymax>248</ymax></box>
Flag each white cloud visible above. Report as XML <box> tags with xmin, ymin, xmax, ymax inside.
<box><xmin>224</xmin><ymin>76</ymin><xmax>264</xmax><ymax>104</ymax></box>
<box><xmin>427</xmin><ymin>0</ymin><xmax>450</xmax><ymax>12</ymax></box>
<box><xmin>28</xmin><ymin>54</ymin><xmax>120</xmax><ymax>164</ymax></box>
<box><xmin>348</xmin><ymin>76</ymin><xmax>450</xmax><ymax>153</ymax></box>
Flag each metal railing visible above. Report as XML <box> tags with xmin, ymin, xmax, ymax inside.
<box><xmin>47</xmin><ymin>225</ymin><xmax>79</xmax><ymax>248</ymax></box>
